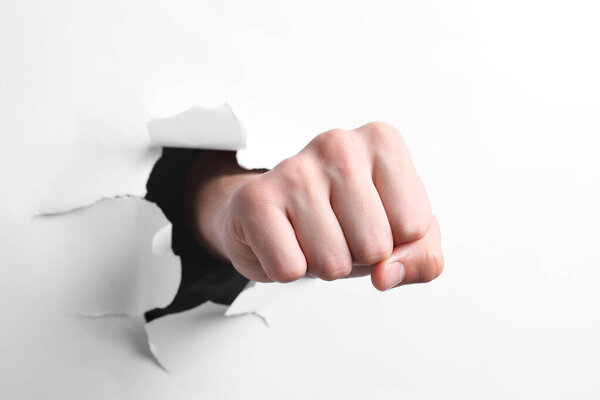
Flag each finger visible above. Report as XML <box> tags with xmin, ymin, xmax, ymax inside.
<box><xmin>302</xmin><ymin>128</ymin><xmax>394</xmax><ymax>265</ymax></box>
<box><xmin>346</xmin><ymin>263</ymin><xmax>374</xmax><ymax>278</ymax></box>
<box><xmin>356</xmin><ymin>122</ymin><xmax>432</xmax><ymax>245</ymax></box>
<box><xmin>329</xmin><ymin>170</ymin><xmax>394</xmax><ymax>265</ymax></box>
<box><xmin>238</xmin><ymin>200</ymin><xmax>308</xmax><ymax>283</ymax></box>
<box><xmin>286</xmin><ymin>186</ymin><xmax>354</xmax><ymax>281</ymax></box>
<box><xmin>370</xmin><ymin>216</ymin><xmax>443</xmax><ymax>291</ymax></box>
<box><xmin>222</xmin><ymin>235</ymin><xmax>273</xmax><ymax>282</ymax></box>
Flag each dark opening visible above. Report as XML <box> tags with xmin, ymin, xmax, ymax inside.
<box><xmin>144</xmin><ymin>148</ymin><xmax>249</xmax><ymax>322</ymax></box>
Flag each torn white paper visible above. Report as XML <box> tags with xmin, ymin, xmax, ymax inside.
<box><xmin>31</xmin><ymin>102</ymin><xmax>261</xmax><ymax>379</ymax></box>
<box><xmin>152</xmin><ymin>224</ymin><xmax>173</xmax><ymax>257</ymax></box>
<box><xmin>3</xmin><ymin>0</ymin><xmax>600</xmax><ymax>397</ymax></box>
<box><xmin>37</xmin><ymin>103</ymin><xmax>247</xmax><ymax>216</ymax></box>
<box><xmin>41</xmin><ymin>197</ymin><xmax>181</xmax><ymax>316</ymax></box>
<box><xmin>148</xmin><ymin>103</ymin><xmax>246</xmax><ymax>151</ymax></box>
<box><xmin>145</xmin><ymin>277</ymin><xmax>380</xmax><ymax>377</ymax></box>
<box><xmin>74</xmin><ymin>313</ymin><xmax>169</xmax><ymax>372</ymax></box>
<box><xmin>224</xmin><ymin>279</ymin><xmax>321</xmax><ymax>326</ymax></box>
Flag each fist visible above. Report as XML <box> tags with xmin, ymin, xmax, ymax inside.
<box><xmin>218</xmin><ymin>122</ymin><xmax>443</xmax><ymax>291</ymax></box>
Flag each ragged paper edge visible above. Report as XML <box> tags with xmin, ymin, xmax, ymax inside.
<box><xmin>225</xmin><ymin>310</ymin><xmax>270</xmax><ymax>326</ymax></box>
<box><xmin>148</xmin><ymin>103</ymin><xmax>247</xmax><ymax>151</ymax></box>
<box><xmin>223</xmin><ymin>281</ymin><xmax>270</xmax><ymax>325</ymax></box>
<box><xmin>223</xmin><ymin>282</ymin><xmax>271</xmax><ymax>326</ymax></box>
<box><xmin>36</xmin><ymin>102</ymin><xmax>247</xmax><ymax>217</ymax></box>
<box><xmin>34</xmin><ymin>194</ymin><xmax>139</xmax><ymax>217</ymax></box>
<box><xmin>152</xmin><ymin>224</ymin><xmax>173</xmax><ymax>257</ymax></box>
<box><xmin>38</xmin><ymin>103</ymin><xmax>270</xmax><ymax>374</ymax></box>
<box><xmin>223</xmin><ymin>279</ymin><xmax>319</xmax><ymax>328</ymax></box>
<box><xmin>73</xmin><ymin>312</ymin><xmax>169</xmax><ymax>373</ymax></box>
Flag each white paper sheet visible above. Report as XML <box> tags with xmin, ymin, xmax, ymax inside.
<box><xmin>44</xmin><ymin>197</ymin><xmax>181</xmax><ymax>316</ymax></box>
<box><xmin>148</xmin><ymin>103</ymin><xmax>246</xmax><ymax>151</ymax></box>
<box><xmin>33</xmin><ymin>103</ymin><xmax>255</xmax><ymax>373</ymax></box>
<box><xmin>4</xmin><ymin>1</ymin><xmax>600</xmax><ymax>398</ymax></box>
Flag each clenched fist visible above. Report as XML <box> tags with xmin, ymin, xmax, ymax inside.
<box><xmin>186</xmin><ymin>122</ymin><xmax>443</xmax><ymax>291</ymax></box>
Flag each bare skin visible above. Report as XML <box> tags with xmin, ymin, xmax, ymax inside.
<box><xmin>185</xmin><ymin>121</ymin><xmax>444</xmax><ymax>291</ymax></box>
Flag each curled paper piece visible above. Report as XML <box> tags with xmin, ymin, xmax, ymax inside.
<box><xmin>148</xmin><ymin>103</ymin><xmax>246</xmax><ymax>151</ymax></box>
<box><xmin>152</xmin><ymin>224</ymin><xmax>173</xmax><ymax>257</ymax></box>
<box><xmin>41</xmin><ymin>102</ymin><xmax>259</xmax><ymax>374</ymax></box>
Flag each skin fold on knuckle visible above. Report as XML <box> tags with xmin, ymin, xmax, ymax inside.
<box><xmin>275</xmin><ymin>156</ymin><xmax>320</xmax><ymax>198</ymax></box>
<box><xmin>269</xmin><ymin>263</ymin><xmax>306</xmax><ymax>283</ymax></box>
<box><xmin>362</xmin><ymin>121</ymin><xmax>406</xmax><ymax>153</ymax></box>
<box><xmin>231</xmin><ymin>178</ymin><xmax>268</xmax><ymax>213</ymax></box>
<box><xmin>354</xmin><ymin>238</ymin><xmax>393</xmax><ymax>265</ymax></box>
<box><xmin>309</xmin><ymin>129</ymin><xmax>361</xmax><ymax>181</ymax></box>
<box><xmin>235</xmin><ymin>179</ymin><xmax>284</xmax><ymax>228</ymax></box>
<box><xmin>393</xmin><ymin>216</ymin><xmax>432</xmax><ymax>244</ymax></box>
<box><xmin>231</xmin><ymin>259</ymin><xmax>271</xmax><ymax>283</ymax></box>
<box><xmin>314</xmin><ymin>255</ymin><xmax>352</xmax><ymax>281</ymax></box>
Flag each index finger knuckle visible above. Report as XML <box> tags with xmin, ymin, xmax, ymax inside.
<box><xmin>268</xmin><ymin>263</ymin><xmax>307</xmax><ymax>283</ymax></box>
<box><xmin>314</xmin><ymin>254</ymin><xmax>353</xmax><ymax>281</ymax></box>
<box><xmin>362</xmin><ymin>121</ymin><xmax>405</xmax><ymax>151</ymax></box>
<box><xmin>311</xmin><ymin>129</ymin><xmax>361</xmax><ymax>181</ymax></box>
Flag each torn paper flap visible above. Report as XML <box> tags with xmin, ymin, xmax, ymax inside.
<box><xmin>41</xmin><ymin>197</ymin><xmax>181</xmax><ymax>316</ymax></box>
<box><xmin>225</xmin><ymin>279</ymin><xmax>323</xmax><ymax>326</ymax></box>
<box><xmin>152</xmin><ymin>224</ymin><xmax>173</xmax><ymax>257</ymax></box>
<box><xmin>148</xmin><ymin>103</ymin><xmax>246</xmax><ymax>151</ymax></box>
<box><xmin>146</xmin><ymin>278</ymin><xmax>377</xmax><ymax>374</ymax></box>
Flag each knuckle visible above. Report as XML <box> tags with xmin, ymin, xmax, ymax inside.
<box><xmin>275</xmin><ymin>156</ymin><xmax>315</xmax><ymax>192</ymax></box>
<box><xmin>315</xmin><ymin>255</ymin><xmax>352</xmax><ymax>281</ymax></box>
<box><xmin>313</xmin><ymin>129</ymin><xmax>353</xmax><ymax>156</ymax></box>
<box><xmin>233</xmin><ymin>177</ymin><xmax>267</xmax><ymax>205</ymax></box>
<box><xmin>316</xmin><ymin>128</ymin><xmax>351</xmax><ymax>148</ymax></box>
<box><xmin>230</xmin><ymin>178</ymin><xmax>280</xmax><ymax>222</ymax></box>
<box><xmin>270</xmin><ymin>264</ymin><xmax>306</xmax><ymax>283</ymax></box>
<box><xmin>312</xmin><ymin>129</ymin><xmax>359</xmax><ymax>180</ymax></box>
<box><xmin>365</xmin><ymin>120</ymin><xmax>398</xmax><ymax>136</ymax></box>
<box><xmin>364</xmin><ymin>121</ymin><xmax>404</xmax><ymax>150</ymax></box>
<box><xmin>394</xmin><ymin>218</ymin><xmax>431</xmax><ymax>243</ymax></box>
<box><xmin>353</xmin><ymin>238</ymin><xmax>393</xmax><ymax>265</ymax></box>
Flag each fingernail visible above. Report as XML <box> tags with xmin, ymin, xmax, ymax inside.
<box><xmin>385</xmin><ymin>261</ymin><xmax>405</xmax><ymax>290</ymax></box>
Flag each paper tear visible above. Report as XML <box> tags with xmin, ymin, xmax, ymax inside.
<box><xmin>36</xmin><ymin>197</ymin><xmax>182</xmax><ymax>316</ymax></box>
<box><xmin>148</xmin><ymin>103</ymin><xmax>246</xmax><ymax>151</ymax></box>
<box><xmin>145</xmin><ymin>279</ymin><xmax>324</xmax><ymax>371</ymax></box>
<box><xmin>74</xmin><ymin>312</ymin><xmax>134</xmax><ymax>319</ymax></box>
<box><xmin>144</xmin><ymin>301</ymin><xmax>263</xmax><ymax>373</ymax></box>
<box><xmin>38</xmin><ymin>103</ymin><xmax>246</xmax><ymax>216</ymax></box>
<box><xmin>74</xmin><ymin>312</ymin><xmax>169</xmax><ymax>373</ymax></box>
<box><xmin>224</xmin><ymin>310</ymin><xmax>270</xmax><ymax>327</ymax></box>
<box><xmin>34</xmin><ymin>130</ymin><xmax>161</xmax><ymax>216</ymax></box>
<box><xmin>224</xmin><ymin>279</ymin><xmax>321</xmax><ymax>325</ymax></box>
<box><xmin>152</xmin><ymin>224</ymin><xmax>173</xmax><ymax>257</ymax></box>
<box><xmin>42</xmin><ymin>103</ymin><xmax>255</xmax><ymax>372</ymax></box>
<box><xmin>144</xmin><ymin>279</ymin><xmax>375</xmax><ymax>374</ymax></box>
<box><xmin>34</xmin><ymin>194</ymin><xmax>139</xmax><ymax>217</ymax></box>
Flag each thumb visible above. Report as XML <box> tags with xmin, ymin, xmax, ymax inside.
<box><xmin>370</xmin><ymin>216</ymin><xmax>444</xmax><ymax>291</ymax></box>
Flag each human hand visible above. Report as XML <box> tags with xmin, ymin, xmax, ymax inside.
<box><xmin>193</xmin><ymin>122</ymin><xmax>443</xmax><ymax>291</ymax></box>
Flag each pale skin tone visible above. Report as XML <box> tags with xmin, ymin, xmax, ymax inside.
<box><xmin>185</xmin><ymin>121</ymin><xmax>444</xmax><ymax>291</ymax></box>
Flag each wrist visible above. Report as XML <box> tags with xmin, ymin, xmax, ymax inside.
<box><xmin>200</xmin><ymin>171</ymin><xmax>259</xmax><ymax>260</ymax></box>
<box><xmin>184</xmin><ymin>150</ymin><xmax>264</xmax><ymax>260</ymax></box>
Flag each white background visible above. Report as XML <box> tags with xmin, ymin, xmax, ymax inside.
<box><xmin>1</xmin><ymin>0</ymin><xmax>599</xmax><ymax>398</ymax></box>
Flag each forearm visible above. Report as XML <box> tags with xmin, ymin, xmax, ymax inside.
<box><xmin>184</xmin><ymin>150</ymin><xmax>263</xmax><ymax>260</ymax></box>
